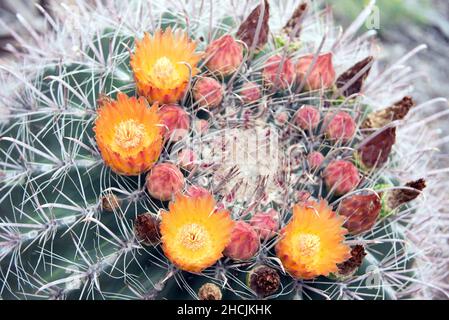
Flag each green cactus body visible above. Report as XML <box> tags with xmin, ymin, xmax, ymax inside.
<box><xmin>0</xmin><ymin>1</ymin><xmax>447</xmax><ymax>300</ymax></box>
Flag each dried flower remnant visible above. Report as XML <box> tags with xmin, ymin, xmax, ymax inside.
<box><xmin>198</xmin><ymin>283</ymin><xmax>222</xmax><ymax>300</ymax></box>
<box><xmin>362</xmin><ymin>96</ymin><xmax>415</xmax><ymax>129</ymax></box>
<box><xmin>248</xmin><ymin>265</ymin><xmax>281</xmax><ymax>298</ymax></box>
<box><xmin>134</xmin><ymin>213</ymin><xmax>161</xmax><ymax>245</ymax></box>
<box><xmin>101</xmin><ymin>193</ymin><xmax>121</xmax><ymax>212</ymax></box>
<box><xmin>338</xmin><ymin>192</ymin><xmax>382</xmax><ymax>235</ymax></box>
<box><xmin>336</xmin><ymin>56</ymin><xmax>374</xmax><ymax>97</ymax></box>
<box><xmin>236</xmin><ymin>0</ymin><xmax>270</xmax><ymax>51</ymax></box>
<box><xmin>357</xmin><ymin>127</ymin><xmax>396</xmax><ymax>170</ymax></box>
<box><xmin>335</xmin><ymin>245</ymin><xmax>366</xmax><ymax>279</ymax></box>
<box><xmin>283</xmin><ymin>2</ymin><xmax>308</xmax><ymax>38</ymax></box>
<box><xmin>381</xmin><ymin>179</ymin><xmax>427</xmax><ymax>217</ymax></box>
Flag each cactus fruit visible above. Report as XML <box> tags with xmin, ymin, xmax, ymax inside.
<box><xmin>338</xmin><ymin>192</ymin><xmax>382</xmax><ymax>235</ymax></box>
<box><xmin>0</xmin><ymin>0</ymin><xmax>446</xmax><ymax>301</ymax></box>
<box><xmin>323</xmin><ymin>160</ymin><xmax>361</xmax><ymax>195</ymax></box>
<box><xmin>224</xmin><ymin>221</ymin><xmax>259</xmax><ymax>261</ymax></box>
<box><xmin>146</xmin><ymin>163</ymin><xmax>185</xmax><ymax>201</ymax></box>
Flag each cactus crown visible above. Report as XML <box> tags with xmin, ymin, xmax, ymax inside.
<box><xmin>0</xmin><ymin>0</ymin><xmax>448</xmax><ymax>300</ymax></box>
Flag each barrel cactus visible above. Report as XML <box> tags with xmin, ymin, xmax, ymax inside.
<box><xmin>0</xmin><ymin>0</ymin><xmax>448</xmax><ymax>300</ymax></box>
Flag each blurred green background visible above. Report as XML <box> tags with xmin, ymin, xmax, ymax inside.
<box><xmin>326</xmin><ymin>0</ymin><xmax>432</xmax><ymax>31</ymax></box>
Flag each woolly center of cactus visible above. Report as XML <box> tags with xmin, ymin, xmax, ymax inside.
<box><xmin>196</xmin><ymin>125</ymin><xmax>283</xmax><ymax>204</ymax></box>
<box><xmin>149</xmin><ymin>57</ymin><xmax>181</xmax><ymax>88</ymax></box>
<box><xmin>114</xmin><ymin>120</ymin><xmax>146</xmax><ymax>149</ymax></box>
<box><xmin>296</xmin><ymin>233</ymin><xmax>321</xmax><ymax>260</ymax></box>
<box><xmin>177</xmin><ymin>223</ymin><xmax>210</xmax><ymax>251</ymax></box>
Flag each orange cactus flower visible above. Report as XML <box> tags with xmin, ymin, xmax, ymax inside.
<box><xmin>160</xmin><ymin>193</ymin><xmax>234</xmax><ymax>273</ymax></box>
<box><xmin>131</xmin><ymin>28</ymin><xmax>202</xmax><ymax>104</ymax></box>
<box><xmin>276</xmin><ymin>200</ymin><xmax>351</xmax><ymax>279</ymax></box>
<box><xmin>94</xmin><ymin>93</ymin><xmax>163</xmax><ymax>176</ymax></box>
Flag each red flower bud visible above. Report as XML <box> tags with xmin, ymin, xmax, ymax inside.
<box><xmin>186</xmin><ymin>185</ymin><xmax>210</xmax><ymax>199</ymax></box>
<box><xmin>224</xmin><ymin>221</ymin><xmax>259</xmax><ymax>260</ymax></box>
<box><xmin>159</xmin><ymin>104</ymin><xmax>190</xmax><ymax>142</ymax></box>
<box><xmin>295</xmin><ymin>105</ymin><xmax>321</xmax><ymax>130</ymax></box>
<box><xmin>324</xmin><ymin>111</ymin><xmax>356</xmax><ymax>143</ymax></box>
<box><xmin>146</xmin><ymin>163</ymin><xmax>185</xmax><ymax>201</ymax></box>
<box><xmin>263</xmin><ymin>55</ymin><xmax>296</xmax><ymax>90</ymax></box>
<box><xmin>307</xmin><ymin>151</ymin><xmax>324</xmax><ymax>170</ymax></box>
<box><xmin>240</xmin><ymin>81</ymin><xmax>261</xmax><ymax>104</ymax></box>
<box><xmin>296</xmin><ymin>53</ymin><xmax>336</xmax><ymax>90</ymax></box>
<box><xmin>324</xmin><ymin>160</ymin><xmax>360</xmax><ymax>195</ymax></box>
<box><xmin>193</xmin><ymin>77</ymin><xmax>224</xmax><ymax>109</ymax></box>
<box><xmin>205</xmin><ymin>35</ymin><xmax>243</xmax><ymax>76</ymax></box>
